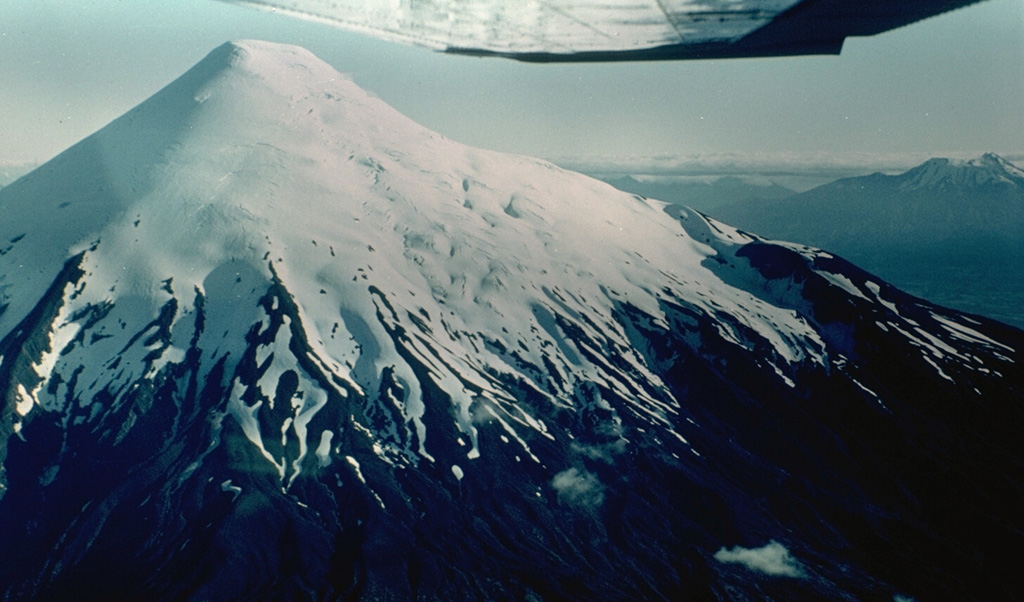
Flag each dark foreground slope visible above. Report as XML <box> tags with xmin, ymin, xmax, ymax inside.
<box><xmin>1</xmin><ymin>41</ymin><xmax>1022</xmax><ymax>602</ymax></box>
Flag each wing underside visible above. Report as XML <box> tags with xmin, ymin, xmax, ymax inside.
<box><xmin>217</xmin><ymin>0</ymin><xmax>985</xmax><ymax>61</ymax></box>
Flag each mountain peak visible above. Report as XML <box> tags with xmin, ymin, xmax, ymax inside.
<box><xmin>0</xmin><ymin>40</ymin><xmax>445</xmax><ymax>330</ymax></box>
<box><xmin>970</xmin><ymin>152</ymin><xmax>1024</xmax><ymax>177</ymax></box>
<box><xmin>899</xmin><ymin>153</ymin><xmax>1024</xmax><ymax>191</ymax></box>
<box><xmin>190</xmin><ymin>40</ymin><xmax>349</xmax><ymax>92</ymax></box>
<box><xmin>88</xmin><ymin>38</ymin><xmax>415</xmax><ymax>177</ymax></box>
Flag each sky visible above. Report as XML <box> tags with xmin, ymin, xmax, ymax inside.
<box><xmin>2</xmin><ymin>0</ymin><xmax>1023</xmax><ymax>176</ymax></box>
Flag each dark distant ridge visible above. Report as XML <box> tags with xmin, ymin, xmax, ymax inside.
<box><xmin>597</xmin><ymin>174</ymin><xmax>795</xmax><ymax>212</ymax></box>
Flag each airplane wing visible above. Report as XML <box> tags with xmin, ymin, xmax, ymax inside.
<box><xmin>216</xmin><ymin>0</ymin><xmax>986</xmax><ymax>62</ymax></box>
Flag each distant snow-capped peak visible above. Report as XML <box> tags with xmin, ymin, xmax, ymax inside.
<box><xmin>898</xmin><ymin>152</ymin><xmax>1024</xmax><ymax>191</ymax></box>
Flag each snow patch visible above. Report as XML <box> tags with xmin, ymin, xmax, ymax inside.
<box><xmin>220</xmin><ymin>479</ymin><xmax>243</xmax><ymax>499</ymax></box>
<box><xmin>14</xmin><ymin>384</ymin><xmax>34</xmax><ymax>417</ymax></box>
<box><xmin>815</xmin><ymin>270</ymin><xmax>868</xmax><ymax>301</ymax></box>
<box><xmin>933</xmin><ymin>313</ymin><xmax>1014</xmax><ymax>359</ymax></box>
<box><xmin>315</xmin><ymin>430</ymin><xmax>334</xmax><ymax>467</ymax></box>
<box><xmin>227</xmin><ymin>379</ymin><xmax>286</xmax><ymax>479</ymax></box>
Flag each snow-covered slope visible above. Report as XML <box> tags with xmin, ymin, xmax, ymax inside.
<box><xmin>0</xmin><ymin>40</ymin><xmax>832</xmax><ymax>469</ymax></box>
<box><xmin>1</xmin><ymin>41</ymin><xmax>1022</xmax><ymax>602</ymax></box>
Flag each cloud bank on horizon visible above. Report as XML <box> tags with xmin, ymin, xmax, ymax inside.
<box><xmin>554</xmin><ymin>150</ymin><xmax>1024</xmax><ymax>178</ymax></box>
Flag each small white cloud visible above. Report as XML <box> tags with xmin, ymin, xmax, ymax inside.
<box><xmin>572</xmin><ymin>439</ymin><xmax>626</xmax><ymax>463</ymax></box>
<box><xmin>713</xmin><ymin>540</ymin><xmax>804</xmax><ymax>578</ymax></box>
<box><xmin>551</xmin><ymin>467</ymin><xmax>604</xmax><ymax>508</ymax></box>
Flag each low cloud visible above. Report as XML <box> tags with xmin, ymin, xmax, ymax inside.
<box><xmin>572</xmin><ymin>439</ymin><xmax>626</xmax><ymax>463</ymax></box>
<box><xmin>713</xmin><ymin>540</ymin><xmax>804</xmax><ymax>578</ymax></box>
<box><xmin>0</xmin><ymin>161</ymin><xmax>39</xmax><ymax>187</ymax></box>
<box><xmin>551</xmin><ymin>467</ymin><xmax>604</xmax><ymax>508</ymax></box>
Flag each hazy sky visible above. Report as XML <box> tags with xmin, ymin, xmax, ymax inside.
<box><xmin>2</xmin><ymin>0</ymin><xmax>1022</xmax><ymax>170</ymax></box>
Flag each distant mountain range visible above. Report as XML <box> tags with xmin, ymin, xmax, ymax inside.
<box><xmin>713</xmin><ymin>154</ymin><xmax>1024</xmax><ymax>247</ymax></box>
<box><xmin>597</xmin><ymin>174</ymin><xmax>795</xmax><ymax>212</ymax></box>
<box><xmin>605</xmin><ymin>154</ymin><xmax>1024</xmax><ymax>328</ymax></box>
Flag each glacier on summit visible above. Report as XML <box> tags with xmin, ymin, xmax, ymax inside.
<box><xmin>0</xmin><ymin>41</ymin><xmax>1022</xmax><ymax>601</ymax></box>
<box><xmin>0</xmin><ymin>40</ymin><xmax>831</xmax><ymax>469</ymax></box>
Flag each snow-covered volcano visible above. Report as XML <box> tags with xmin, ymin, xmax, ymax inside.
<box><xmin>898</xmin><ymin>153</ymin><xmax>1024</xmax><ymax>191</ymax></box>
<box><xmin>1</xmin><ymin>41</ymin><xmax>1022</xmax><ymax>601</ymax></box>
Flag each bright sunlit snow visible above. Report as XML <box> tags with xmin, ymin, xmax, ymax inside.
<box><xmin>0</xmin><ymin>40</ymin><xmax>1010</xmax><ymax>485</ymax></box>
